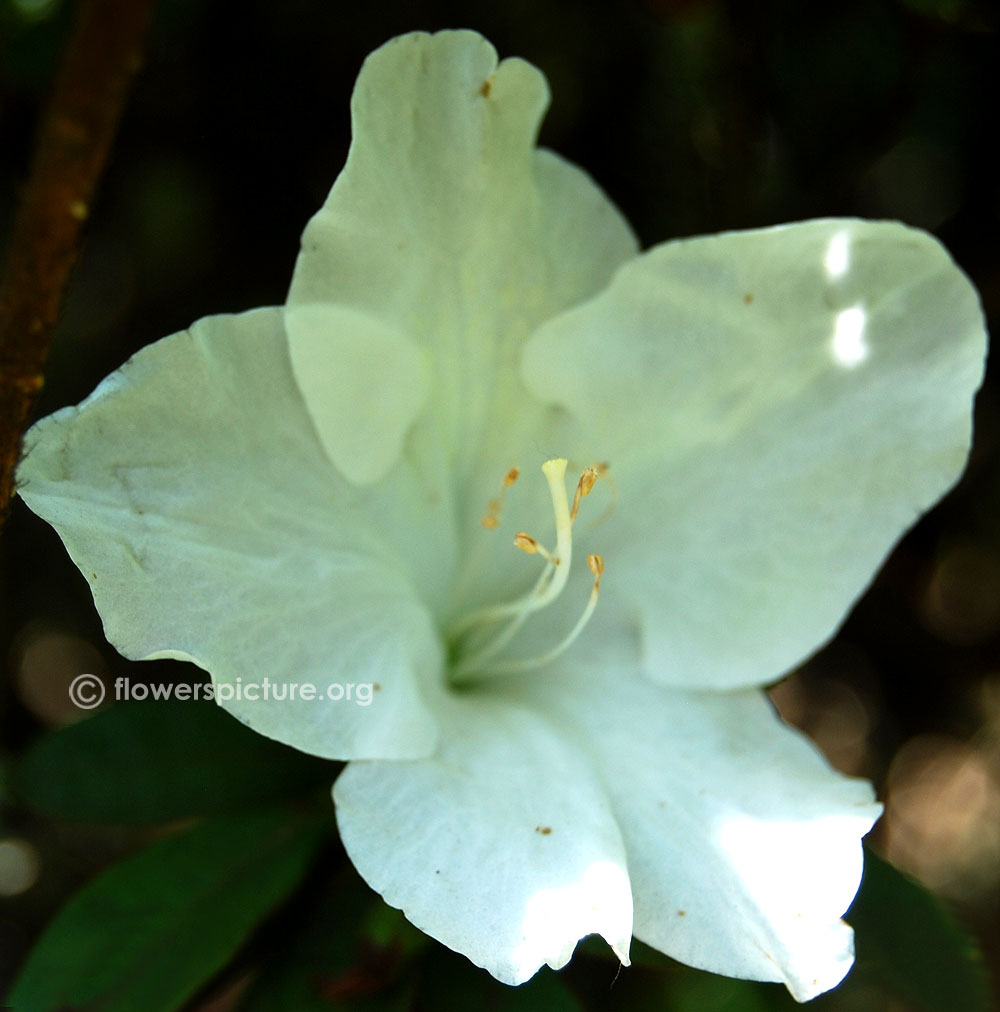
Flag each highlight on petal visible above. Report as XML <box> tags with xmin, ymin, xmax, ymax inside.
<box><xmin>512</xmin><ymin>654</ymin><xmax>881</xmax><ymax>1000</ymax></box>
<box><xmin>513</xmin><ymin>859</ymin><xmax>632</xmax><ymax>977</ymax></box>
<box><xmin>286</xmin><ymin>30</ymin><xmax>637</xmax><ymax>483</ymax></box>
<box><xmin>16</xmin><ymin>309</ymin><xmax>440</xmax><ymax>760</ymax></box>
<box><xmin>713</xmin><ymin>814</ymin><xmax>865</xmax><ymax>999</ymax></box>
<box><xmin>823</xmin><ymin>228</ymin><xmax>851</xmax><ymax>279</ymax></box>
<box><xmin>523</xmin><ymin>218</ymin><xmax>988</xmax><ymax>690</ymax></box>
<box><xmin>830</xmin><ymin>304</ymin><xmax>868</xmax><ymax>368</ymax></box>
<box><xmin>334</xmin><ymin>692</ymin><xmax>633</xmax><ymax>983</ymax></box>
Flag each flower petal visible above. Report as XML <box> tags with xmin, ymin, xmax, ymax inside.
<box><xmin>511</xmin><ymin>649</ymin><xmax>880</xmax><ymax>1001</ymax></box>
<box><xmin>286</xmin><ymin>30</ymin><xmax>637</xmax><ymax>485</ymax></box>
<box><xmin>334</xmin><ymin>690</ymin><xmax>633</xmax><ymax>983</ymax></box>
<box><xmin>522</xmin><ymin>219</ymin><xmax>987</xmax><ymax>689</ymax></box>
<box><xmin>17</xmin><ymin>308</ymin><xmax>441</xmax><ymax>760</ymax></box>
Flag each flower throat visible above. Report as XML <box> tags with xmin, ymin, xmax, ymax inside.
<box><xmin>448</xmin><ymin>458</ymin><xmax>605</xmax><ymax>685</ymax></box>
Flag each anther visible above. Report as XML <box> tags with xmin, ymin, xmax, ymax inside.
<box><xmin>514</xmin><ymin>531</ymin><xmax>558</xmax><ymax>566</ymax></box>
<box><xmin>570</xmin><ymin>466</ymin><xmax>599</xmax><ymax>522</ymax></box>
<box><xmin>514</xmin><ymin>532</ymin><xmax>538</xmax><ymax>553</ymax></box>
<box><xmin>588</xmin><ymin>553</ymin><xmax>604</xmax><ymax>589</ymax></box>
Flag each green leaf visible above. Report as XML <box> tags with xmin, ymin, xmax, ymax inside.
<box><xmin>849</xmin><ymin>848</ymin><xmax>989</xmax><ymax>1012</ymax></box>
<box><xmin>660</xmin><ymin>973</ymin><xmax>787</xmax><ymax>1012</ymax></box>
<box><xmin>238</xmin><ymin>866</ymin><xmax>423</xmax><ymax>1012</ymax></box>
<box><xmin>7</xmin><ymin>805</ymin><xmax>329</xmax><ymax>1012</ymax></box>
<box><xmin>12</xmin><ymin>697</ymin><xmax>336</xmax><ymax>822</ymax></box>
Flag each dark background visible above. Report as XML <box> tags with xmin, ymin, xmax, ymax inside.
<box><xmin>2</xmin><ymin>0</ymin><xmax>999</xmax><ymax>1007</ymax></box>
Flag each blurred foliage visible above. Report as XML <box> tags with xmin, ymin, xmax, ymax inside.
<box><xmin>2</xmin><ymin>0</ymin><xmax>1000</xmax><ymax>1010</ymax></box>
<box><xmin>13</xmin><ymin>695</ymin><xmax>336</xmax><ymax>822</ymax></box>
<box><xmin>237</xmin><ymin>869</ymin><xmax>424</xmax><ymax>1012</ymax></box>
<box><xmin>7</xmin><ymin>805</ymin><xmax>331</xmax><ymax>1011</ymax></box>
<box><xmin>849</xmin><ymin>850</ymin><xmax>989</xmax><ymax>1012</ymax></box>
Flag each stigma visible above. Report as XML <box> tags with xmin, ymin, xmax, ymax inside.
<box><xmin>449</xmin><ymin>458</ymin><xmax>605</xmax><ymax>684</ymax></box>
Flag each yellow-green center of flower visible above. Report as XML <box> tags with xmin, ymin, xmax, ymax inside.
<box><xmin>448</xmin><ymin>458</ymin><xmax>604</xmax><ymax>684</ymax></box>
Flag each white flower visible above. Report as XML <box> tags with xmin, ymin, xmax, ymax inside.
<box><xmin>16</xmin><ymin>29</ymin><xmax>986</xmax><ymax>1002</ymax></box>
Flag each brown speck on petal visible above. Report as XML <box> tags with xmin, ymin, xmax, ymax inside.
<box><xmin>535</xmin><ymin>825</ymin><xmax>552</xmax><ymax>835</ymax></box>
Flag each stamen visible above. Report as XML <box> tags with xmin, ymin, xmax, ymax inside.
<box><xmin>449</xmin><ymin>459</ymin><xmax>571</xmax><ymax>641</ymax></box>
<box><xmin>481</xmin><ymin>466</ymin><xmax>520</xmax><ymax>529</ymax></box>
<box><xmin>452</xmin><ymin>567</ymin><xmax>552</xmax><ymax>678</ymax></box>
<box><xmin>514</xmin><ymin>532</ymin><xmax>559</xmax><ymax>567</ymax></box>
<box><xmin>482</xmin><ymin>554</ymin><xmax>605</xmax><ymax>677</ymax></box>
<box><xmin>588</xmin><ymin>552</ymin><xmax>604</xmax><ymax>589</ymax></box>
<box><xmin>570</xmin><ymin>466</ymin><xmax>598</xmax><ymax>521</ymax></box>
<box><xmin>513</xmin><ymin>531</ymin><xmax>539</xmax><ymax>553</ymax></box>
<box><xmin>449</xmin><ymin>458</ymin><xmax>606</xmax><ymax>684</ymax></box>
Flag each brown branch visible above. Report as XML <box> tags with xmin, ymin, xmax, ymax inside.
<box><xmin>0</xmin><ymin>0</ymin><xmax>157</xmax><ymax>523</ymax></box>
